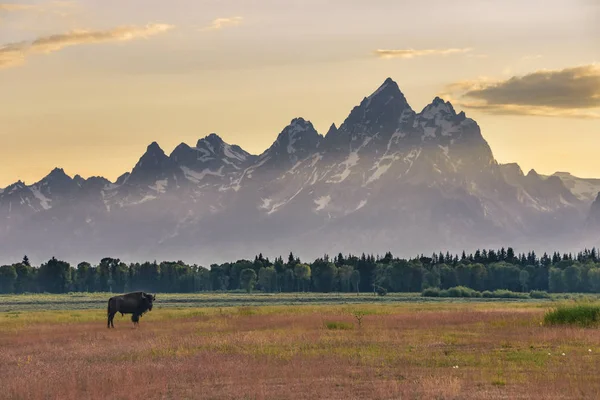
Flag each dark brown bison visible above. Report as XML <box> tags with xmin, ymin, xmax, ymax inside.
<box><xmin>107</xmin><ymin>292</ymin><xmax>155</xmax><ymax>328</ymax></box>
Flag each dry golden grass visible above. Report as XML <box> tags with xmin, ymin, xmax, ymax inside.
<box><xmin>1</xmin><ymin>303</ymin><xmax>600</xmax><ymax>399</ymax></box>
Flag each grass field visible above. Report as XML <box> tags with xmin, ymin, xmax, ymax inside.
<box><xmin>1</xmin><ymin>295</ymin><xmax>600</xmax><ymax>399</ymax></box>
<box><xmin>0</xmin><ymin>292</ymin><xmax>564</xmax><ymax>312</ymax></box>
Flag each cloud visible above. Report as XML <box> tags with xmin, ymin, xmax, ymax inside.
<box><xmin>440</xmin><ymin>65</ymin><xmax>600</xmax><ymax>119</ymax></box>
<box><xmin>0</xmin><ymin>23</ymin><xmax>174</xmax><ymax>69</ymax></box>
<box><xmin>200</xmin><ymin>16</ymin><xmax>243</xmax><ymax>31</ymax></box>
<box><xmin>374</xmin><ymin>48</ymin><xmax>472</xmax><ymax>59</ymax></box>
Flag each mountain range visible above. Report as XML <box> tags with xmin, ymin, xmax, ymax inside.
<box><xmin>2</xmin><ymin>78</ymin><xmax>600</xmax><ymax>265</ymax></box>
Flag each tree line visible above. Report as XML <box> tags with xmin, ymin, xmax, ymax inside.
<box><xmin>1</xmin><ymin>248</ymin><xmax>600</xmax><ymax>294</ymax></box>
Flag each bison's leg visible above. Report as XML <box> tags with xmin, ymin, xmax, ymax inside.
<box><xmin>107</xmin><ymin>300</ymin><xmax>112</xmax><ymax>328</ymax></box>
<box><xmin>108</xmin><ymin>312</ymin><xmax>116</xmax><ymax>328</ymax></box>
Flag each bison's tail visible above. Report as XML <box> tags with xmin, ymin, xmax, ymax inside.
<box><xmin>107</xmin><ymin>299</ymin><xmax>111</xmax><ymax>316</ymax></box>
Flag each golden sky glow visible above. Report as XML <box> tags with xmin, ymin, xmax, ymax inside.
<box><xmin>0</xmin><ymin>0</ymin><xmax>599</xmax><ymax>186</ymax></box>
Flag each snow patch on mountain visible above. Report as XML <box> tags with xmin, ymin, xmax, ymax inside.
<box><xmin>266</xmin><ymin>187</ymin><xmax>303</xmax><ymax>215</ymax></box>
<box><xmin>553</xmin><ymin>172</ymin><xmax>600</xmax><ymax>203</ymax></box>
<box><xmin>355</xmin><ymin>199</ymin><xmax>368</xmax><ymax>211</ymax></box>
<box><xmin>30</xmin><ymin>187</ymin><xmax>52</xmax><ymax>210</ymax></box>
<box><xmin>314</xmin><ymin>195</ymin><xmax>331</xmax><ymax>211</ymax></box>
<box><xmin>222</xmin><ymin>144</ymin><xmax>247</xmax><ymax>162</ymax></box>
<box><xmin>439</xmin><ymin>145</ymin><xmax>449</xmax><ymax>157</ymax></box>
<box><xmin>182</xmin><ymin>166</ymin><xmax>224</xmax><ymax>183</ymax></box>
<box><xmin>149</xmin><ymin>179</ymin><xmax>168</xmax><ymax>193</ymax></box>
<box><xmin>132</xmin><ymin>195</ymin><xmax>157</xmax><ymax>205</ymax></box>
<box><xmin>329</xmin><ymin>152</ymin><xmax>360</xmax><ymax>183</ymax></box>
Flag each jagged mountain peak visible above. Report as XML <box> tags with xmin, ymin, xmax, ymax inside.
<box><xmin>146</xmin><ymin>141</ymin><xmax>164</xmax><ymax>153</ymax></box>
<box><xmin>198</xmin><ymin>133</ymin><xmax>225</xmax><ymax>148</ymax></box>
<box><xmin>281</xmin><ymin>117</ymin><xmax>318</xmax><ymax>135</ymax></box>
<box><xmin>42</xmin><ymin>167</ymin><xmax>71</xmax><ymax>181</ymax></box>
<box><xmin>134</xmin><ymin>142</ymin><xmax>169</xmax><ymax>170</ymax></box>
<box><xmin>420</xmin><ymin>97</ymin><xmax>457</xmax><ymax>119</ymax></box>
<box><xmin>362</xmin><ymin>77</ymin><xmax>409</xmax><ymax>109</ymax></box>
<box><xmin>324</xmin><ymin>79</ymin><xmax>414</xmax><ymax>152</ymax></box>
<box><xmin>127</xmin><ymin>141</ymin><xmax>178</xmax><ymax>187</ymax></box>
<box><xmin>257</xmin><ymin>118</ymin><xmax>322</xmax><ymax>168</ymax></box>
<box><xmin>73</xmin><ymin>174</ymin><xmax>85</xmax><ymax>186</ymax></box>
<box><xmin>48</xmin><ymin>167</ymin><xmax>68</xmax><ymax>177</ymax></box>
<box><xmin>194</xmin><ymin>133</ymin><xmax>251</xmax><ymax>164</ymax></box>
<box><xmin>32</xmin><ymin>167</ymin><xmax>78</xmax><ymax>199</ymax></box>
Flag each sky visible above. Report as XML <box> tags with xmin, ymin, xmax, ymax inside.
<box><xmin>0</xmin><ymin>0</ymin><xmax>599</xmax><ymax>187</ymax></box>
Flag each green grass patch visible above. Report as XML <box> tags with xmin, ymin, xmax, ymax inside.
<box><xmin>324</xmin><ymin>321</ymin><xmax>354</xmax><ymax>330</ymax></box>
<box><xmin>544</xmin><ymin>304</ymin><xmax>600</xmax><ymax>327</ymax></box>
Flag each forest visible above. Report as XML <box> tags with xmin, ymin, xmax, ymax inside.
<box><xmin>1</xmin><ymin>248</ymin><xmax>600</xmax><ymax>294</ymax></box>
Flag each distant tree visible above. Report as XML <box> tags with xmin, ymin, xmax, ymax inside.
<box><xmin>350</xmin><ymin>270</ymin><xmax>361</xmax><ymax>294</ymax></box>
<box><xmin>338</xmin><ymin>265</ymin><xmax>354</xmax><ymax>292</ymax></box>
<box><xmin>439</xmin><ymin>264</ymin><xmax>458</xmax><ymax>289</ymax></box>
<box><xmin>294</xmin><ymin>264</ymin><xmax>311</xmax><ymax>292</ymax></box>
<box><xmin>75</xmin><ymin>262</ymin><xmax>92</xmax><ymax>292</ymax></box>
<box><xmin>22</xmin><ymin>255</ymin><xmax>31</xmax><ymax>267</ymax></box>
<box><xmin>0</xmin><ymin>265</ymin><xmax>17</xmax><ymax>293</ymax></box>
<box><xmin>282</xmin><ymin>268</ymin><xmax>295</xmax><ymax>292</ymax></box>
<box><xmin>13</xmin><ymin>262</ymin><xmax>35</xmax><ymax>293</ymax></box>
<box><xmin>258</xmin><ymin>266</ymin><xmax>277</xmax><ymax>293</ymax></box>
<box><xmin>311</xmin><ymin>260</ymin><xmax>337</xmax><ymax>292</ymax></box>
<box><xmin>381</xmin><ymin>252</ymin><xmax>393</xmax><ymax>265</ymax></box>
<box><xmin>240</xmin><ymin>268</ymin><xmax>257</xmax><ymax>293</ymax></box>
<box><xmin>423</xmin><ymin>266</ymin><xmax>441</xmax><ymax>289</ymax></box>
<box><xmin>519</xmin><ymin>270</ymin><xmax>530</xmax><ymax>292</ymax></box>
<box><xmin>506</xmin><ymin>248</ymin><xmax>516</xmax><ymax>263</ymax></box>
<box><xmin>588</xmin><ymin>268</ymin><xmax>600</xmax><ymax>293</ymax></box>
<box><xmin>37</xmin><ymin>257</ymin><xmax>71</xmax><ymax>293</ymax></box>
<box><xmin>549</xmin><ymin>268</ymin><xmax>565</xmax><ymax>293</ymax></box>
<box><xmin>563</xmin><ymin>265</ymin><xmax>582</xmax><ymax>292</ymax></box>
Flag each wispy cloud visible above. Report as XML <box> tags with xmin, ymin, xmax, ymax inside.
<box><xmin>374</xmin><ymin>48</ymin><xmax>472</xmax><ymax>59</ymax></box>
<box><xmin>440</xmin><ymin>65</ymin><xmax>600</xmax><ymax>119</ymax></box>
<box><xmin>0</xmin><ymin>24</ymin><xmax>174</xmax><ymax>69</ymax></box>
<box><xmin>200</xmin><ymin>16</ymin><xmax>243</xmax><ymax>32</ymax></box>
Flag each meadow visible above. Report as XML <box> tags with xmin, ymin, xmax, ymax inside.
<box><xmin>1</xmin><ymin>294</ymin><xmax>600</xmax><ymax>399</ymax></box>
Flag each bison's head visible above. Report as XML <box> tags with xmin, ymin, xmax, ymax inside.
<box><xmin>143</xmin><ymin>293</ymin><xmax>155</xmax><ymax>311</ymax></box>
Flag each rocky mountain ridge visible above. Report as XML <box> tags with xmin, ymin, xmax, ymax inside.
<box><xmin>1</xmin><ymin>78</ymin><xmax>598</xmax><ymax>264</ymax></box>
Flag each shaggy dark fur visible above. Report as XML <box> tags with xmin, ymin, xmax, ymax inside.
<box><xmin>107</xmin><ymin>292</ymin><xmax>155</xmax><ymax>328</ymax></box>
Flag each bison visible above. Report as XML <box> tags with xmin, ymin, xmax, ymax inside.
<box><xmin>107</xmin><ymin>292</ymin><xmax>155</xmax><ymax>328</ymax></box>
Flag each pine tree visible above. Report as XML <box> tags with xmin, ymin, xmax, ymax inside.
<box><xmin>506</xmin><ymin>247</ymin><xmax>515</xmax><ymax>262</ymax></box>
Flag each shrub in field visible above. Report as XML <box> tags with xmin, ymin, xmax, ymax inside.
<box><xmin>375</xmin><ymin>286</ymin><xmax>388</xmax><ymax>296</ymax></box>
<box><xmin>324</xmin><ymin>321</ymin><xmax>354</xmax><ymax>330</ymax></box>
<box><xmin>445</xmin><ymin>286</ymin><xmax>481</xmax><ymax>298</ymax></box>
<box><xmin>422</xmin><ymin>288</ymin><xmax>440</xmax><ymax>297</ymax></box>
<box><xmin>530</xmin><ymin>290</ymin><xmax>551</xmax><ymax>299</ymax></box>
<box><xmin>491</xmin><ymin>290</ymin><xmax>529</xmax><ymax>299</ymax></box>
<box><xmin>352</xmin><ymin>311</ymin><xmax>365</xmax><ymax>327</ymax></box>
<box><xmin>544</xmin><ymin>304</ymin><xmax>600</xmax><ymax>327</ymax></box>
<box><xmin>425</xmin><ymin>287</ymin><xmax>536</xmax><ymax>299</ymax></box>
